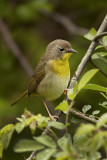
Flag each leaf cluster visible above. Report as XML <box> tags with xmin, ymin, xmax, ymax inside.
<box><xmin>1</xmin><ymin>113</ymin><xmax>106</xmax><ymax>160</ymax></box>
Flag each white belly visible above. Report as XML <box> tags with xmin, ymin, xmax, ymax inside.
<box><xmin>36</xmin><ymin>71</ymin><xmax>70</xmax><ymax>101</ymax></box>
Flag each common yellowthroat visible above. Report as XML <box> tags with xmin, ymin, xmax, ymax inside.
<box><xmin>12</xmin><ymin>39</ymin><xmax>77</xmax><ymax>120</ymax></box>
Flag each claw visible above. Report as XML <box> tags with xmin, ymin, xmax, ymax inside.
<box><xmin>49</xmin><ymin>114</ymin><xmax>59</xmax><ymax>121</ymax></box>
<box><xmin>64</xmin><ymin>88</ymin><xmax>69</xmax><ymax>95</ymax></box>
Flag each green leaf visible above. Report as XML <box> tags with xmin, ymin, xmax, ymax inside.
<box><xmin>30</xmin><ymin>1</ymin><xmax>53</xmax><ymax>12</ymax></box>
<box><xmin>36</xmin><ymin>148</ymin><xmax>56</xmax><ymax>160</ymax></box>
<box><xmin>84</xmin><ymin>28</ymin><xmax>97</xmax><ymax>40</ymax></box>
<box><xmin>90</xmin><ymin>132</ymin><xmax>104</xmax><ymax>151</ymax></box>
<box><xmin>84</xmin><ymin>84</ymin><xmax>107</xmax><ymax>92</ymax></box>
<box><xmin>95</xmin><ymin>45</ymin><xmax>103</xmax><ymax>50</ymax></box>
<box><xmin>82</xmin><ymin>105</ymin><xmax>91</xmax><ymax>113</ymax></box>
<box><xmin>104</xmin><ymin>134</ymin><xmax>107</xmax><ymax>157</ymax></box>
<box><xmin>76</xmin><ymin>124</ymin><xmax>95</xmax><ymax>137</ymax></box>
<box><xmin>14</xmin><ymin>139</ymin><xmax>44</xmax><ymax>152</ymax></box>
<box><xmin>0</xmin><ymin>141</ymin><xmax>3</xmax><ymax>158</ymax></box>
<box><xmin>99</xmin><ymin>101</ymin><xmax>107</xmax><ymax>109</ymax></box>
<box><xmin>91</xmin><ymin>52</ymin><xmax>107</xmax><ymax>76</ymax></box>
<box><xmin>28</xmin><ymin>119</ymin><xmax>36</xmax><ymax>134</ymax></box>
<box><xmin>25</xmin><ymin>116</ymin><xmax>36</xmax><ymax>126</ymax></box>
<box><xmin>15</xmin><ymin>121</ymin><xmax>26</xmax><ymax>134</ymax></box>
<box><xmin>102</xmin><ymin>35</ymin><xmax>107</xmax><ymax>46</ymax></box>
<box><xmin>0</xmin><ymin>124</ymin><xmax>14</xmax><ymax>149</ymax></box>
<box><xmin>92</xmin><ymin>110</ymin><xmax>100</xmax><ymax>115</ymax></box>
<box><xmin>78</xmin><ymin>69</ymin><xmax>99</xmax><ymax>91</ymax></box>
<box><xmin>73</xmin><ymin>134</ymin><xmax>92</xmax><ymax>150</ymax></box>
<box><xmin>97</xmin><ymin>113</ymin><xmax>107</xmax><ymax>128</ymax></box>
<box><xmin>89</xmin><ymin>115</ymin><xmax>96</xmax><ymax>119</ymax></box>
<box><xmin>71</xmin><ymin>116</ymin><xmax>81</xmax><ymax>123</ymax></box>
<box><xmin>55</xmin><ymin>101</ymin><xmax>69</xmax><ymax>112</ymax></box>
<box><xmin>55</xmin><ymin>152</ymin><xmax>70</xmax><ymax>160</ymax></box>
<box><xmin>67</xmin><ymin>82</ymin><xmax>78</xmax><ymax>100</ymax></box>
<box><xmin>100</xmin><ymin>92</ymin><xmax>107</xmax><ymax>99</ymax></box>
<box><xmin>93</xmin><ymin>52</ymin><xmax>107</xmax><ymax>57</ymax></box>
<box><xmin>34</xmin><ymin>135</ymin><xmax>56</xmax><ymax>148</ymax></box>
<box><xmin>36</xmin><ymin>114</ymin><xmax>50</xmax><ymax>128</ymax></box>
<box><xmin>89</xmin><ymin>152</ymin><xmax>101</xmax><ymax>160</ymax></box>
<box><xmin>15</xmin><ymin>115</ymin><xmax>26</xmax><ymax>133</ymax></box>
<box><xmin>48</xmin><ymin>121</ymin><xmax>66</xmax><ymax>130</ymax></box>
<box><xmin>57</xmin><ymin>134</ymin><xmax>72</xmax><ymax>151</ymax></box>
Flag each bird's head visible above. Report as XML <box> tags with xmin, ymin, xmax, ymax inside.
<box><xmin>45</xmin><ymin>39</ymin><xmax>77</xmax><ymax>61</ymax></box>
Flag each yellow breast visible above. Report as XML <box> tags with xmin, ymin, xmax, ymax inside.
<box><xmin>49</xmin><ymin>53</ymin><xmax>71</xmax><ymax>77</ymax></box>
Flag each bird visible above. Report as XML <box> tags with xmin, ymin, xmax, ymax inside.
<box><xmin>11</xmin><ymin>39</ymin><xmax>77</xmax><ymax>120</ymax></box>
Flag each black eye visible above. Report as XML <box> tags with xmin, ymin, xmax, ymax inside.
<box><xmin>59</xmin><ymin>48</ymin><xmax>64</xmax><ymax>52</ymax></box>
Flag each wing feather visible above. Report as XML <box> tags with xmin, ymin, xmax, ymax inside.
<box><xmin>28</xmin><ymin>55</ymin><xmax>46</xmax><ymax>96</ymax></box>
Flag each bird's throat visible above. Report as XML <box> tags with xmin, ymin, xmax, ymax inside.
<box><xmin>49</xmin><ymin>59</ymin><xmax>70</xmax><ymax>76</ymax></box>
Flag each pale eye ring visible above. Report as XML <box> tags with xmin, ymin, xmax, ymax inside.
<box><xmin>59</xmin><ymin>47</ymin><xmax>64</xmax><ymax>52</ymax></box>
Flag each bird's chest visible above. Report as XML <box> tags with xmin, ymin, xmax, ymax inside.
<box><xmin>37</xmin><ymin>71</ymin><xmax>70</xmax><ymax>101</ymax></box>
<box><xmin>48</xmin><ymin>59</ymin><xmax>70</xmax><ymax>76</ymax></box>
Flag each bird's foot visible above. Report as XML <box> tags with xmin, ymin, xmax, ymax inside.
<box><xmin>49</xmin><ymin>114</ymin><xmax>59</xmax><ymax>121</ymax></box>
<box><xmin>64</xmin><ymin>88</ymin><xmax>69</xmax><ymax>95</ymax></box>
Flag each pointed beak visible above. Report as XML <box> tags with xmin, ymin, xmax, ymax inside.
<box><xmin>68</xmin><ymin>48</ymin><xmax>78</xmax><ymax>53</ymax></box>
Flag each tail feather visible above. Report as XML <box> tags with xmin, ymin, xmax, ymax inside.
<box><xmin>11</xmin><ymin>90</ymin><xmax>28</xmax><ymax>106</ymax></box>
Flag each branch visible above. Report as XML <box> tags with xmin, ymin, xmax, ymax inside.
<box><xmin>70</xmin><ymin>108</ymin><xmax>107</xmax><ymax>129</ymax></box>
<box><xmin>0</xmin><ymin>18</ymin><xmax>33</xmax><ymax>77</ymax></box>
<box><xmin>52</xmin><ymin>13</ymin><xmax>88</xmax><ymax>35</ymax></box>
<box><xmin>93</xmin><ymin>31</ymin><xmax>107</xmax><ymax>41</ymax></box>
<box><xmin>25</xmin><ymin>151</ymin><xmax>37</xmax><ymax>160</ymax></box>
<box><xmin>40</xmin><ymin>11</ymin><xmax>88</xmax><ymax>35</ymax></box>
<box><xmin>65</xmin><ymin>14</ymin><xmax>107</xmax><ymax>132</ymax></box>
<box><xmin>69</xmin><ymin>14</ymin><xmax>107</xmax><ymax>90</ymax></box>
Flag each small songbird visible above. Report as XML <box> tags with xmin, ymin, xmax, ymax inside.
<box><xmin>11</xmin><ymin>39</ymin><xmax>77</xmax><ymax>120</ymax></box>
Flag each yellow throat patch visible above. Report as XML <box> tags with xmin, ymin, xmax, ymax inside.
<box><xmin>50</xmin><ymin>53</ymin><xmax>71</xmax><ymax>77</ymax></box>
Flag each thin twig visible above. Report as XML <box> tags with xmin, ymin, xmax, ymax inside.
<box><xmin>25</xmin><ymin>151</ymin><xmax>37</xmax><ymax>160</ymax></box>
<box><xmin>65</xmin><ymin>100</ymin><xmax>75</xmax><ymax>133</ymax></box>
<box><xmin>0</xmin><ymin>18</ymin><xmax>33</xmax><ymax>77</ymax></box>
<box><xmin>70</xmin><ymin>108</ymin><xmax>107</xmax><ymax>129</ymax></box>
<box><xmin>93</xmin><ymin>32</ymin><xmax>107</xmax><ymax>41</ymax></box>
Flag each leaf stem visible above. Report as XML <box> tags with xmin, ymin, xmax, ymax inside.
<box><xmin>65</xmin><ymin>100</ymin><xmax>76</xmax><ymax>133</ymax></box>
<box><xmin>44</xmin><ymin>126</ymin><xmax>58</xmax><ymax>140</ymax></box>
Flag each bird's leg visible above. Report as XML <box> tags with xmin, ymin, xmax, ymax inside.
<box><xmin>64</xmin><ymin>88</ymin><xmax>70</xmax><ymax>95</ymax></box>
<box><xmin>42</xmin><ymin>99</ymin><xmax>59</xmax><ymax>121</ymax></box>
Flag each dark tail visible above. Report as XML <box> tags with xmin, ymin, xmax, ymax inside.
<box><xmin>11</xmin><ymin>90</ymin><xmax>28</xmax><ymax>106</ymax></box>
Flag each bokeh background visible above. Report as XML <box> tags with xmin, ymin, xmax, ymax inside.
<box><xmin>0</xmin><ymin>0</ymin><xmax>107</xmax><ymax>159</ymax></box>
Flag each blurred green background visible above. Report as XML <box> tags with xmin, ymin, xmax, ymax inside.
<box><xmin>0</xmin><ymin>0</ymin><xmax>107</xmax><ymax>159</ymax></box>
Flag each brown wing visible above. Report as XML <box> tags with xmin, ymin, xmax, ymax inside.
<box><xmin>28</xmin><ymin>55</ymin><xmax>46</xmax><ymax>97</ymax></box>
